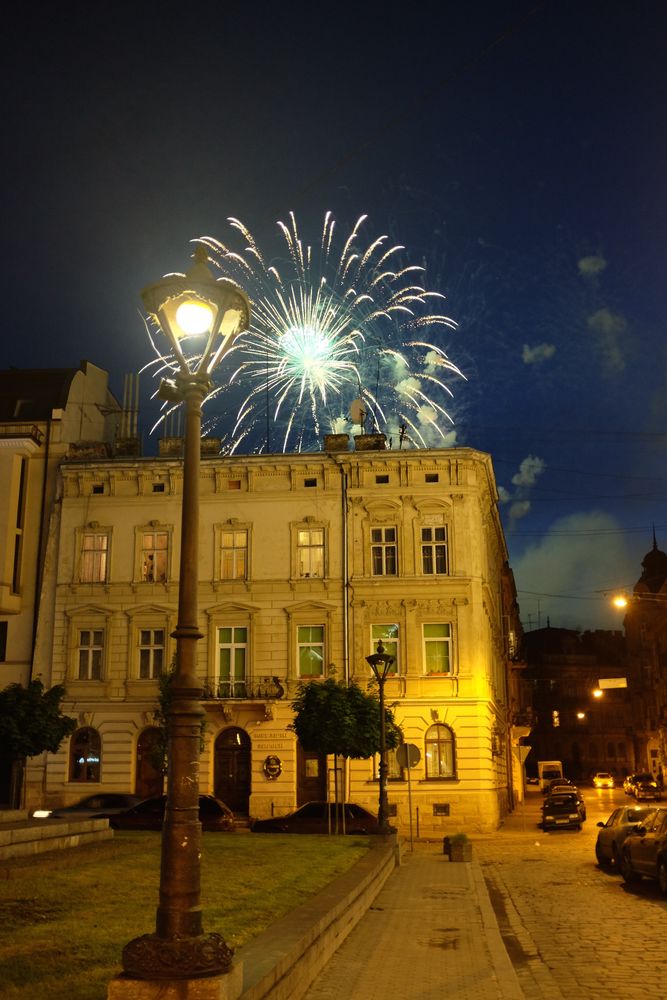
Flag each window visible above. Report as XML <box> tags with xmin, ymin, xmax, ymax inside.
<box><xmin>304</xmin><ymin>477</ymin><xmax>317</xmax><ymax>488</ymax></box>
<box><xmin>141</xmin><ymin>531</ymin><xmax>168</xmax><ymax>582</ymax></box>
<box><xmin>139</xmin><ymin>629</ymin><xmax>165</xmax><ymax>679</ymax></box>
<box><xmin>80</xmin><ymin>532</ymin><xmax>108</xmax><ymax>583</ymax></box>
<box><xmin>152</xmin><ymin>483</ymin><xmax>165</xmax><ymax>493</ymax></box>
<box><xmin>425</xmin><ymin>724</ymin><xmax>455</xmax><ymax>778</ymax></box>
<box><xmin>425</xmin><ymin>473</ymin><xmax>439</xmax><ymax>483</ymax></box>
<box><xmin>297</xmin><ymin>528</ymin><xmax>324</xmax><ymax>578</ymax></box>
<box><xmin>423</xmin><ymin>623</ymin><xmax>451</xmax><ymax>674</ymax></box>
<box><xmin>221</xmin><ymin>529</ymin><xmax>248</xmax><ymax>580</ymax></box>
<box><xmin>92</xmin><ymin>483</ymin><xmax>104</xmax><ymax>495</ymax></box>
<box><xmin>217</xmin><ymin>626</ymin><xmax>248</xmax><ymax>697</ymax></box>
<box><xmin>371</xmin><ymin>526</ymin><xmax>397</xmax><ymax>575</ymax></box>
<box><xmin>78</xmin><ymin>629</ymin><xmax>104</xmax><ymax>680</ymax></box>
<box><xmin>370</xmin><ymin>624</ymin><xmax>399</xmax><ymax>674</ymax></box>
<box><xmin>0</xmin><ymin>621</ymin><xmax>6</xmax><ymax>661</ymax></box>
<box><xmin>421</xmin><ymin>526</ymin><xmax>448</xmax><ymax>575</ymax></box>
<box><xmin>373</xmin><ymin>745</ymin><xmax>404</xmax><ymax>780</ymax></box>
<box><xmin>228</xmin><ymin>480</ymin><xmax>241</xmax><ymax>490</ymax></box>
<box><xmin>375</xmin><ymin>474</ymin><xmax>389</xmax><ymax>484</ymax></box>
<box><xmin>70</xmin><ymin>727</ymin><xmax>101</xmax><ymax>782</ymax></box>
<box><xmin>12</xmin><ymin>457</ymin><xmax>27</xmax><ymax>593</ymax></box>
<box><xmin>297</xmin><ymin>625</ymin><xmax>325</xmax><ymax>677</ymax></box>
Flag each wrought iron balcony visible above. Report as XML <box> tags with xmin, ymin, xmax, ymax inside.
<box><xmin>202</xmin><ymin>676</ymin><xmax>285</xmax><ymax>701</ymax></box>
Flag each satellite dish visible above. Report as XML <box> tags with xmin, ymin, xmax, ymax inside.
<box><xmin>349</xmin><ymin>398</ymin><xmax>366</xmax><ymax>425</ymax></box>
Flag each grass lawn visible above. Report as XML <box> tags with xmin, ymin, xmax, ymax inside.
<box><xmin>0</xmin><ymin>831</ymin><xmax>371</xmax><ymax>1000</ymax></box>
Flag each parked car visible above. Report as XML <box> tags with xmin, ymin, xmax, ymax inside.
<box><xmin>623</xmin><ymin>774</ymin><xmax>636</xmax><ymax>795</ymax></box>
<box><xmin>620</xmin><ymin>806</ymin><xmax>667</xmax><ymax>893</ymax></box>
<box><xmin>593</xmin><ymin>772</ymin><xmax>614</xmax><ymax>789</ymax></box>
<box><xmin>595</xmin><ymin>805</ymin><xmax>655</xmax><ymax>867</ymax></box>
<box><xmin>252</xmin><ymin>801</ymin><xmax>380</xmax><ymax>834</ymax></box>
<box><xmin>34</xmin><ymin>793</ymin><xmax>141</xmax><ymax>821</ymax></box>
<box><xmin>541</xmin><ymin>792</ymin><xmax>584</xmax><ymax>831</ymax></box>
<box><xmin>634</xmin><ymin>776</ymin><xmax>660</xmax><ymax>801</ymax></box>
<box><xmin>110</xmin><ymin>794</ymin><xmax>234</xmax><ymax>832</ymax></box>
<box><xmin>547</xmin><ymin>778</ymin><xmax>575</xmax><ymax>794</ymax></box>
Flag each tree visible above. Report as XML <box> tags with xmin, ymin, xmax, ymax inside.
<box><xmin>290</xmin><ymin>678</ymin><xmax>401</xmax><ymax>760</ymax></box>
<box><xmin>0</xmin><ymin>679</ymin><xmax>76</xmax><ymax>761</ymax></box>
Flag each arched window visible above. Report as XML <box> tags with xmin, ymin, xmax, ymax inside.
<box><xmin>69</xmin><ymin>727</ymin><xmax>101</xmax><ymax>783</ymax></box>
<box><xmin>424</xmin><ymin>724</ymin><xmax>455</xmax><ymax>778</ymax></box>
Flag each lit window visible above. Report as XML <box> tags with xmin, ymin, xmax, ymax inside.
<box><xmin>141</xmin><ymin>531</ymin><xmax>168</xmax><ymax>582</ymax></box>
<box><xmin>421</xmin><ymin>527</ymin><xmax>448</xmax><ymax>575</ymax></box>
<box><xmin>297</xmin><ymin>528</ymin><xmax>324</xmax><ymax>578</ymax></box>
<box><xmin>425</xmin><ymin>724</ymin><xmax>455</xmax><ymax>778</ymax></box>
<box><xmin>217</xmin><ymin>626</ymin><xmax>248</xmax><ymax>697</ymax></box>
<box><xmin>139</xmin><ymin>629</ymin><xmax>165</xmax><ymax>679</ymax></box>
<box><xmin>69</xmin><ymin>727</ymin><xmax>101</xmax><ymax>782</ymax></box>
<box><xmin>298</xmin><ymin>625</ymin><xmax>324</xmax><ymax>677</ymax></box>
<box><xmin>371</xmin><ymin>526</ymin><xmax>397</xmax><ymax>575</ymax></box>
<box><xmin>221</xmin><ymin>529</ymin><xmax>248</xmax><ymax>580</ymax></box>
<box><xmin>80</xmin><ymin>532</ymin><xmax>108</xmax><ymax>583</ymax></box>
<box><xmin>78</xmin><ymin>629</ymin><xmax>104</xmax><ymax>680</ymax></box>
<box><xmin>423</xmin><ymin>623</ymin><xmax>451</xmax><ymax>674</ymax></box>
<box><xmin>370</xmin><ymin>624</ymin><xmax>399</xmax><ymax>674</ymax></box>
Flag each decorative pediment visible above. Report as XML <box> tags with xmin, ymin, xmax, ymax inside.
<box><xmin>64</xmin><ymin>603</ymin><xmax>114</xmax><ymax>620</ymax></box>
<box><xmin>283</xmin><ymin>600</ymin><xmax>337</xmax><ymax>617</ymax></box>
<box><xmin>205</xmin><ymin>601</ymin><xmax>261</xmax><ymax>617</ymax></box>
<box><xmin>363</xmin><ymin>498</ymin><xmax>402</xmax><ymax>517</ymax></box>
<box><xmin>125</xmin><ymin>603</ymin><xmax>175</xmax><ymax>619</ymax></box>
<box><xmin>412</xmin><ymin>496</ymin><xmax>453</xmax><ymax>514</ymax></box>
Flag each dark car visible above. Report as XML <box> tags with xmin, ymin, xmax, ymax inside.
<box><xmin>252</xmin><ymin>801</ymin><xmax>380</xmax><ymax>834</ymax></box>
<box><xmin>595</xmin><ymin>805</ymin><xmax>656</xmax><ymax>867</ymax></box>
<box><xmin>110</xmin><ymin>794</ymin><xmax>234</xmax><ymax>832</ymax></box>
<box><xmin>541</xmin><ymin>792</ymin><xmax>584</xmax><ymax>830</ymax></box>
<box><xmin>620</xmin><ymin>806</ymin><xmax>667</xmax><ymax>893</ymax></box>
<box><xmin>634</xmin><ymin>776</ymin><xmax>660</xmax><ymax>801</ymax></box>
<box><xmin>36</xmin><ymin>793</ymin><xmax>141</xmax><ymax>821</ymax></box>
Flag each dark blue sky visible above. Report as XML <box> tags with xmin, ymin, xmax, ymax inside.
<box><xmin>2</xmin><ymin>0</ymin><xmax>666</xmax><ymax>630</ymax></box>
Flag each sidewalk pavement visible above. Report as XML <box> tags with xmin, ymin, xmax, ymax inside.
<box><xmin>302</xmin><ymin>840</ymin><xmax>526</xmax><ymax>1000</ymax></box>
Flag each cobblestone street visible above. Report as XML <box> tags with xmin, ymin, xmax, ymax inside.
<box><xmin>476</xmin><ymin>789</ymin><xmax>667</xmax><ymax>998</ymax></box>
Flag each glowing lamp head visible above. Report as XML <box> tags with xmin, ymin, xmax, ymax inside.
<box><xmin>612</xmin><ymin>594</ymin><xmax>628</xmax><ymax>610</ymax></box>
<box><xmin>175</xmin><ymin>299</ymin><xmax>213</xmax><ymax>336</ymax></box>
<box><xmin>593</xmin><ymin>688</ymin><xmax>603</xmax><ymax>698</ymax></box>
<box><xmin>576</xmin><ymin>711</ymin><xmax>586</xmax><ymax>720</ymax></box>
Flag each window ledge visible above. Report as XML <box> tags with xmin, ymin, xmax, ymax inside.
<box><xmin>419</xmin><ymin>777</ymin><xmax>459</xmax><ymax>783</ymax></box>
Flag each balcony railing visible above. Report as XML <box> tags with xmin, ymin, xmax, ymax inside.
<box><xmin>203</xmin><ymin>676</ymin><xmax>285</xmax><ymax>701</ymax></box>
<box><xmin>0</xmin><ymin>423</ymin><xmax>43</xmax><ymax>445</ymax></box>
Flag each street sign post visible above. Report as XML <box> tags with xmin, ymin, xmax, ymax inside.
<box><xmin>396</xmin><ymin>743</ymin><xmax>421</xmax><ymax>849</ymax></box>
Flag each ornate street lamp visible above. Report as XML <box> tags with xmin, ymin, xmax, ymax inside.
<box><xmin>121</xmin><ymin>247</ymin><xmax>250</xmax><ymax>982</ymax></box>
<box><xmin>366</xmin><ymin>639</ymin><xmax>395</xmax><ymax>835</ymax></box>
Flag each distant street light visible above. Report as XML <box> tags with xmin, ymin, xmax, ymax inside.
<box><xmin>366</xmin><ymin>639</ymin><xmax>395</xmax><ymax>835</ymax></box>
<box><xmin>121</xmin><ymin>247</ymin><xmax>250</xmax><ymax>982</ymax></box>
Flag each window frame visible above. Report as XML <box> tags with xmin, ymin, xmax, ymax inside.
<box><xmin>214</xmin><ymin>522</ymin><xmax>252</xmax><ymax>583</ymax></box>
<box><xmin>296</xmin><ymin>526</ymin><xmax>325</xmax><ymax>579</ymax></box>
<box><xmin>77</xmin><ymin>527</ymin><xmax>111</xmax><ymax>584</ymax></box>
<box><xmin>139</xmin><ymin>528</ymin><xmax>169</xmax><ymax>583</ymax></box>
<box><xmin>420</xmin><ymin>525</ymin><xmax>449</xmax><ymax>576</ymax></box>
<box><xmin>424</xmin><ymin>723</ymin><xmax>456</xmax><ymax>779</ymax></box>
<box><xmin>77</xmin><ymin>627</ymin><xmax>105</xmax><ymax>681</ymax></box>
<box><xmin>296</xmin><ymin>623</ymin><xmax>326</xmax><ymax>678</ymax></box>
<box><xmin>370</xmin><ymin>525</ymin><xmax>398</xmax><ymax>576</ymax></box>
<box><xmin>138</xmin><ymin>627</ymin><xmax>166</xmax><ymax>680</ymax></box>
<box><xmin>69</xmin><ymin>727</ymin><xmax>102</xmax><ymax>783</ymax></box>
<box><xmin>370</xmin><ymin>623</ymin><xmax>400</xmax><ymax>674</ymax></box>
<box><xmin>422</xmin><ymin>622</ymin><xmax>453</xmax><ymax>675</ymax></box>
<box><xmin>216</xmin><ymin>624</ymin><xmax>249</xmax><ymax>697</ymax></box>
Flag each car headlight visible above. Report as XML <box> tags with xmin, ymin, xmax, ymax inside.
<box><xmin>544</xmin><ymin>814</ymin><xmax>555</xmax><ymax>821</ymax></box>
<box><xmin>569</xmin><ymin>813</ymin><xmax>579</xmax><ymax>820</ymax></box>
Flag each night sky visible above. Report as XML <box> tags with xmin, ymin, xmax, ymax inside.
<box><xmin>2</xmin><ymin>0</ymin><xmax>666</xmax><ymax>632</ymax></box>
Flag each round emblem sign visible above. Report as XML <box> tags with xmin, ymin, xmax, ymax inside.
<box><xmin>263</xmin><ymin>755</ymin><xmax>282</xmax><ymax>780</ymax></box>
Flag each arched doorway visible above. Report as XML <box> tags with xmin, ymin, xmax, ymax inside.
<box><xmin>214</xmin><ymin>727</ymin><xmax>251</xmax><ymax>814</ymax></box>
<box><xmin>136</xmin><ymin>727</ymin><xmax>164</xmax><ymax>800</ymax></box>
<box><xmin>296</xmin><ymin>743</ymin><xmax>327</xmax><ymax>806</ymax></box>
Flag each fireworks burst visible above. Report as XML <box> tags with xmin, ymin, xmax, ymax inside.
<box><xmin>193</xmin><ymin>212</ymin><xmax>464</xmax><ymax>453</ymax></box>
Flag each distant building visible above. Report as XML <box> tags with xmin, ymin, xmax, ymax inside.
<box><xmin>622</xmin><ymin>534</ymin><xmax>667</xmax><ymax>783</ymax></box>
<box><xmin>0</xmin><ymin>363</ymin><xmax>120</xmax><ymax>804</ymax></box>
<box><xmin>522</xmin><ymin>625</ymin><xmax>632</xmax><ymax>781</ymax></box>
<box><xmin>27</xmin><ymin>434</ymin><xmax>522</xmax><ymax>834</ymax></box>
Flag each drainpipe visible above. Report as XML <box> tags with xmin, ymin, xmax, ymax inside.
<box><xmin>30</xmin><ymin>417</ymin><xmax>52</xmax><ymax>678</ymax></box>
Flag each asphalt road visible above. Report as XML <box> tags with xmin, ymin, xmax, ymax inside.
<box><xmin>476</xmin><ymin>786</ymin><xmax>667</xmax><ymax>998</ymax></box>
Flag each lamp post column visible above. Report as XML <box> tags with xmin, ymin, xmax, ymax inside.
<box><xmin>122</xmin><ymin>374</ymin><xmax>233</xmax><ymax>979</ymax></box>
<box><xmin>377</xmin><ymin>673</ymin><xmax>390</xmax><ymax>834</ymax></box>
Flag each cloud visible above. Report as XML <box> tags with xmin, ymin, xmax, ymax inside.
<box><xmin>511</xmin><ymin>455</ymin><xmax>546</xmax><ymax>488</ymax></box>
<box><xmin>497</xmin><ymin>485</ymin><xmax>511</xmax><ymax>503</ymax></box>
<box><xmin>587</xmin><ymin>307</ymin><xmax>627</xmax><ymax>375</ymax></box>
<box><xmin>522</xmin><ymin>342</ymin><xmax>556</xmax><ymax>365</ymax></box>
<box><xmin>510</xmin><ymin>510</ymin><xmax>637</xmax><ymax>630</ymax></box>
<box><xmin>509</xmin><ymin>500</ymin><xmax>531</xmax><ymax>520</ymax></box>
<box><xmin>578</xmin><ymin>255</ymin><xmax>607</xmax><ymax>277</ymax></box>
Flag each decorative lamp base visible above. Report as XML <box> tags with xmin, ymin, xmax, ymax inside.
<box><xmin>121</xmin><ymin>932</ymin><xmax>234</xmax><ymax>980</ymax></box>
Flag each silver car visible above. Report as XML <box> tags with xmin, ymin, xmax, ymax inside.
<box><xmin>595</xmin><ymin>805</ymin><xmax>655</xmax><ymax>868</ymax></box>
